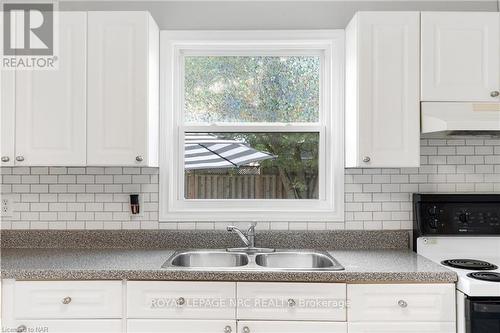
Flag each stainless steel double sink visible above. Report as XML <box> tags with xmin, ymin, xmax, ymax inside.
<box><xmin>162</xmin><ymin>249</ymin><xmax>344</xmax><ymax>271</ymax></box>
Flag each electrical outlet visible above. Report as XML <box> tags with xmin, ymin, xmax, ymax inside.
<box><xmin>129</xmin><ymin>194</ymin><xmax>145</xmax><ymax>218</ymax></box>
<box><xmin>1</xmin><ymin>194</ymin><xmax>13</xmax><ymax>218</ymax></box>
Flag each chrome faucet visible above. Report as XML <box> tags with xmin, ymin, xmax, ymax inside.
<box><xmin>227</xmin><ymin>224</ymin><xmax>256</xmax><ymax>248</ymax></box>
<box><xmin>226</xmin><ymin>224</ymin><xmax>274</xmax><ymax>253</ymax></box>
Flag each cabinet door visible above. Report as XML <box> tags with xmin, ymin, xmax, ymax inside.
<box><xmin>348</xmin><ymin>322</ymin><xmax>456</xmax><ymax>333</ymax></box>
<box><xmin>0</xmin><ymin>12</ymin><xmax>15</xmax><ymax>166</ymax></box>
<box><xmin>421</xmin><ymin>12</ymin><xmax>500</xmax><ymax>102</ymax></box>
<box><xmin>347</xmin><ymin>284</ymin><xmax>455</xmax><ymax>322</ymax></box>
<box><xmin>237</xmin><ymin>282</ymin><xmax>346</xmax><ymax>321</ymax></box>
<box><xmin>238</xmin><ymin>321</ymin><xmax>347</xmax><ymax>333</ymax></box>
<box><xmin>15</xmin><ymin>12</ymin><xmax>87</xmax><ymax>166</ymax></box>
<box><xmin>13</xmin><ymin>281</ymin><xmax>123</xmax><ymax>319</ymax></box>
<box><xmin>345</xmin><ymin>12</ymin><xmax>420</xmax><ymax>168</ymax></box>
<box><xmin>1</xmin><ymin>70</ymin><xmax>15</xmax><ymax>166</ymax></box>
<box><xmin>87</xmin><ymin>11</ymin><xmax>157</xmax><ymax>166</ymax></box>
<box><xmin>127</xmin><ymin>320</ymin><xmax>236</xmax><ymax>333</ymax></box>
<box><xmin>127</xmin><ymin>281</ymin><xmax>236</xmax><ymax>319</ymax></box>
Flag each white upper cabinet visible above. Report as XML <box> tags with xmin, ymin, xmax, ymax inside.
<box><xmin>421</xmin><ymin>12</ymin><xmax>500</xmax><ymax>102</ymax></box>
<box><xmin>1</xmin><ymin>70</ymin><xmax>15</xmax><ymax>166</ymax></box>
<box><xmin>14</xmin><ymin>12</ymin><xmax>87</xmax><ymax>166</ymax></box>
<box><xmin>0</xmin><ymin>11</ymin><xmax>15</xmax><ymax>166</ymax></box>
<box><xmin>87</xmin><ymin>12</ymin><xmax>159</xmax><ymax>166</ymax></box>
<box><xmin>345</xmin><ymin>12</ymin><xmax>420</xmax><ymax>168</ymax></box>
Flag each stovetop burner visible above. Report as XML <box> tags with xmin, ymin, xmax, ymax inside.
<box><xmin>467</xmin><ymin>272</ymin><xmax>500</xmax><ymax>282</ymax></box>
<box><xmin>441</xmin><ymin>259</ymin><xmax>498</xmax><ymax>270</ymax></box>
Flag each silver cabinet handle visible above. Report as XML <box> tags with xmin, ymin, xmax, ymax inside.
<box><xmin>242</xmin><ymin>327</ymin><xmax>250</xmax><ymax>333</ymax></box>
<box><xmin>1</xmin><ymin>156</ymin><xmax>9</xmax><ymax>162</ymax></box>
<box><xmin>287</xmin><ymin>298</ymin><xmax>296</xmax><ymax>307</ymax></box>
<box><xmin>135</xmin><ymin>155</ymin><xmax>143</xmax><ymax>162</ymax></box>
<box><xmin>363</xmin><ymin>156</ymin><xmax>371</xmax><ymax>163</ymax></box>
<box><xmin>224</xmin><ymin>326</ymin><xmax>232</xmax><ymax>333</ymax></box>
<box><xmin>15</xmin><ymin>156</ymin><xmax>24</xmax><ymax>162</ymax></box>
<box><xmin>16</xmin><ymin>325</ymin><xmax>27</xmax><ymax>333</ymax></box>
<box><xmin>176</xmin><ymin>297</ymin><xmax>185</xmax><ymax>306</ymax></box>
<box><xmin>491</xmin><ymin>91</ymin><xmax>500</xmax><ymax>98</ymax></box>
<box><xmin>398</xmin><ymin>299</ymin><xmax>408</xmax><ymax>308</ymax></box>
<box><xmin>62</xmin><ymin>296</ymin><xmax>72</xmax><ymax>304</ymax></box>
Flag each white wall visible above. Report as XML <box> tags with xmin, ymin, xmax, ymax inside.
<box><xmin>60</xmin><ymin>1</ymin><xmax>499</xmax><ymax>30</ymax></box>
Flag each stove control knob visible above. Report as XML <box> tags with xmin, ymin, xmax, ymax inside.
<box><xmin>459</xmin><ymin>213</ymin><xmax>469</xmax><ymax>223</ymax></box>
<box><xmin>429</xmin><ymin>218</ymin><xmax>438</xmax><ymax>229</ymax></box>
<box><xmin>428</xmin><ymin>206</ymin><xmax>439</xmax><ymax>215</ymax></box>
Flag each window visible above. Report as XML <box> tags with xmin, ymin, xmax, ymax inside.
<box><xmin>160</xmin><ymin>31</ymin><xmax>344</xmax><ymax>222</ymax></box>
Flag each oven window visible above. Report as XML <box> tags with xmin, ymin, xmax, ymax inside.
<box><xmin>466</xmin><ymin>298</ymin><xmax>500</xmax><ymax>333</ymax></box>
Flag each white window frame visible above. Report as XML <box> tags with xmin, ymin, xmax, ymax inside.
<box><xmin>159</xmin><ymin>30</ymin><xmax>344</xmax><ymax>222</ymax></box>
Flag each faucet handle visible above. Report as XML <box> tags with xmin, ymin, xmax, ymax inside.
<box><xmin>247</xmin><ymin>223</ymin><xmax>256</xmax><ymax>235</ymax></box>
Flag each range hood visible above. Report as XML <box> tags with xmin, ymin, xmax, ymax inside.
<box><xmin>421</xmin><ymin>102</ymin><xmax>500</xmax><ymax>138</ymax></box>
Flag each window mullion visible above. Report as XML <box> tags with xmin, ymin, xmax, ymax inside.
<box><xmin>182</xmin><ymin>124</ymin><xmax>323</xmax><ymax>133</ymax></box>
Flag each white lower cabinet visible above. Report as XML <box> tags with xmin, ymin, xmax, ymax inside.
<box><xmin>127</xmin><ymin>281</ymin><xmax>236</xmax><ymax>319</ymax></box>
<box><xmin>348</xmin><ymin>322</ymin><xmax>456</xmax><ymax>333</ymax></box>
<box><xmin>128</xmin><ymin>320</ymin><xmax>236</xmax><ymax>333</ymax></box>
<box><xmin>348</xmin><ymin>284</ymin><xmax>456</xmax><ymax>333</ymax></box>
<box><xmin>238</xmin><ymin>321</ymin><xmax>347</xmax><ymax>333</ymax></box>
<box><xmin>11</xmin><ymin>281</ymin><xmax>123</xmax><ymax>319</ymax></box>
<box><xmin>347</xmin><ymin>284</ymin><xmax>456</xmax><ymax>322</ymax></box>
<box><xmin>237</xmin><ymin>282</ymin><xmax>346</xmax><ymax>321</ymax></box>
<box><xmin>2</xmin><ymin>280</ymin><xmax>457</xmax><ymax>333</ymax></box>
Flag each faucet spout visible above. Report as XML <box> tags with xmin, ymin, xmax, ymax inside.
<box><xmin>227</xmin><ymin>226</ymin><xmax>251</xmax><ymax>247</ymax></box>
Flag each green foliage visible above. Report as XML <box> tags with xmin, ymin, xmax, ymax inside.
<box><xmin>185</xmin><ymin>56</ymin><xmax>320</xmax><ymax>199</ymax></box>
<box><xmin>184</xmin><ymin>56</ymin><xmax>320</xmax><ymax>122</ymax></box>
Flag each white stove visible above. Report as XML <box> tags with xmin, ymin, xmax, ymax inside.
<box><xmin>413</xmin><ymin>194</ymin><xmax>500</xmax><ymax>333</ymax></box>
<box><xmin>417</xmin><ymin>237</ymin><xmax>500</xmax><ymax>297</ymax></box>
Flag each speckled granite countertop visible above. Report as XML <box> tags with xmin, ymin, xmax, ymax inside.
<box><xmin>0</xmin><ymin>248</ymin><xmax>457</xmax><ymax>283</ymax></box>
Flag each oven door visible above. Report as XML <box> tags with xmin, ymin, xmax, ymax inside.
<box><xmin>466</xmin><ymin>298</ymin><xmax>500</xmax><ymax>333</ymax></box>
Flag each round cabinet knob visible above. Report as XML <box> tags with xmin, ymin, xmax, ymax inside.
<box><xmin>242</xmin><ymin>327</ymin><xmax>250</xmax><ymax>333</ymax></box>
<box><xmin>15</xmin><ymin>156</ymin><xmax>24</xmax><ymax>162</ymax></box>
<box><xmin>62</xmin><ymin>296</ymin><xmax>72</xmax><ymax>304</ymax></box>
<box><xmin>491</xmin><ymin>91</ymin><xmax>500</xmax><ymax>98</ymax></box>
<box><xmin>176</xmin><ymin>297</ymin><xmax>186</xmax><ymax>306</ymax></box>
<box><xmin>398</xmin><ymin>299</ymin><xmax>408</xmax><ymax>308</ymax></box>
<box><xmin>135</xmin><ymin>155</ymin><xmax>144</xmax><ymax>162</ymax></box>
<box><xmin>362</xmin><ymin>156</ymin><xmax>371</xmax><ymax>163</ymax></box>
<box><xmin>287</xmin><ymin>298</ymin><xmax>296</xmax><ymax>307</ymax></box>
<box><xmin>224</xmin><ymin>326</ymin><xmax>232</xmax><ymax>333</ymax></box>
<box><xmin>16</xmin><ymin>325</ymin><xmax>27</xmax><ymax>333</ymax></box>
<box><xmin>1</xmin><ymin>156</ymin><xmax>9</xmax><ymax>162</ymax></box>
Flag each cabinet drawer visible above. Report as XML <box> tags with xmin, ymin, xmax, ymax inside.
<box><xmin>238</xmin><ymin>321</ymin><xmax>347</xmax><ymax>333</ymax></box>
<box><xmin>237</xmin><ymin>282</ymin><xmax>346</xmax><ymax>321</ymax></box>
<box><xmin>7</xmin><ymin>320</ymin><xmax>122</xmax><ymax>333</ymax></box>
<box><xmin>348</xmin><ymin>322</ymin><xmax>456</xmax><ymax>333</ymax></box>
<box><xmin>348</xmin><ymin>284</ymin><xmax>455</xmax><ymax>322</ymax></box>
<box><xmin>128</xmin><ymin>320</ymin><xmax>236</xmax><ymax>333</ymax></box>
<box><xmin>14</xmin><ymin>281</ymin><xmax>122</xmax><ymax>319</ymax></box>
<box><xmin>127</xmin><ymin>281</ymin><xmax>236</xmax><ymax>319</ymax></box>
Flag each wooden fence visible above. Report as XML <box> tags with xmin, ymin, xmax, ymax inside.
<box><xmin>185</xmin><ymin>174</ymin><xmax>288</xmax><ymax>199</ymax></box>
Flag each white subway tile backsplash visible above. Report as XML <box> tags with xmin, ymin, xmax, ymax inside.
<box><xmin>1</xmin><ymin>140</ymin><xmax>499</xmax><ymax>230</ymax></box>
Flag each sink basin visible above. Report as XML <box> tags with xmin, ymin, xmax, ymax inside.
<box><xmin>162</xmin><ymin>249</ymin><xmax>344</xmax><ymax>271</ymax></box>
<box><xmin>166</xmin><ymin>251</ymin><xmax>249</xmax><ymax>268</ymax></box>
<box><xmin>255</xmin><ymin>251</ymin><xmax>344</xmax><ymax>270</ymax></box>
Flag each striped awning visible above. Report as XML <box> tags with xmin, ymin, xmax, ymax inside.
<box><xmin>185</xmin><ymin>133</ymin><xmax>275</xmax><ymax>170</ymax></box>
